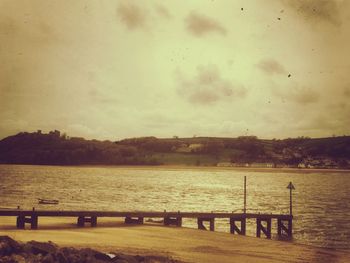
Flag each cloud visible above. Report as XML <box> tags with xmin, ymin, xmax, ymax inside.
<box><xmin>289</xmin><ymin>87</ymin><xmax>319</xmax><ymax>104</ymax></box>
<box><xmin>185</xmin><ymin>12</ymin><xmax>227</xmax><ymax>37</ymax></box>
<box><xmin>154</xmin><ymin>4</ymin><xmax>172</xmax><ymax>19</ymax></box>
<box><xmin>272</xmin><ymin>83</ymin><xmax>319</xmax><ymax>105</ymax></box>
<box><xmin>297</xmin><ymin>108</ymin><xmax>350</xmax><ymax>136</ymax></box>
<box><xmin>88</xmin><ymin>88</ymin><xmax>118</xmax><ymax>105</ymax></box>
<box><xmin>284</xmin><ymin>0</ymin><xmax>342</xmax><ymax>26</ymax></box>
<box><xmin>344</xmin><ymin>87</ymin><xmax>350</xmax><ymax>97</ymax></box>
<box><xmin>116</xmin><ymin>2</ymin><xmax>146</xmax><ymax>30</ymax></box>
<box><xmin>0</xmin><ymin>10</ymin><xmax>58</xmax><ymax>48</ymax></box>
<box><xmin>176</xmin><ymin>65</ymin><xmax>246</xmax><ymax>105</ymax></box>
<box><xmin>0</xmin><ymin>16</ymin><xmax>17</xmax><ymax>36</ymax></box>
<box><xmin>257</xmin><ymin>59</ymin><xmax>287</xmax><ymax>75</ymax></box>
<box><xmin>0</xmin><ymin>3</ymin><xmax>60</xmax><ymax>103</ymax></box>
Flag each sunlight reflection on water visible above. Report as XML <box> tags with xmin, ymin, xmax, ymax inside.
<box><xmin>0</xmin><ymin>165</ymin><xmax>349</xmax><ymax>250</ymax></box>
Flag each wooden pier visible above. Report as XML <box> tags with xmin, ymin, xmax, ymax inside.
<box><xmin>0</xmin><ymin>178</ymin><xmax>295</xmax><ymax>239</ymax></box>
<box><xmin>0</xmin><ymin>210</ymin><xmax>293</xmax><ymax>239</ymax></box>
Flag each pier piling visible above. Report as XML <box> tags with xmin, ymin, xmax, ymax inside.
<box><xmin>16</xmin><ymin>215</ymin><xmax>38</xmax><ymax>229</ymax></box>
<box><xmin>77</xmin><ymin>216</ymin><xmax>97</xmax><ymax>227</ymax></box>
<box><xmin>256</xmin><ymin>218</ymin><xmax>272</xmax><ymax>239</ymax></box>
<box><xmin>230</xmin><ymin>217</ymin><xmax>246</xmax><ymax>235</ymax></box>
<box><xmin>125</xmin><ymin>216</ymin><xmax>144</xmax><ymax>224</ymax></box>
<box><xmin>277</xmin><ymin>218</ymin><xmax>292</xmax><ymax>237</ymax></box>
<box><xmin>197</xmin><ymin>218</ymin><xmax>215</xmax><ymax>231</ymax></box>
<box><xmin>164</xmin><ymin>216</ymin><xmax>182</xmax><ymax>227</ymax></box>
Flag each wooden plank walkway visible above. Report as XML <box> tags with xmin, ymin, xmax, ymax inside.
<box><xmin>0</xmin><ymin>209</ymin><xmax>293</xmax><ymax>239</ymax></box>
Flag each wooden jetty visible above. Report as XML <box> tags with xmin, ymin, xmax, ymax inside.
<box><xmin>0</xmin><ymin>210</ymin><xmax>293</xmax><ymax>239</ymax></box>
<box><xmin>0</xmin><ymin>178</ymin><xmax>296</xmax><ymax>239</ymax></box>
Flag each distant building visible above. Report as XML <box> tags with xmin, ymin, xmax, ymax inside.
<box><xmin>250</xmin><ymin>163</ymin><xmax>274</xmax><ymax>168</ymax></box>
<box><xmin>276</xmin><ymin>164</ymin><xmax>298</xmax><ymax>168</ymax></box>
<box><xmin>298</xmin><ymin>163</ymin><xmax>306</xmax><ymax>168</ymax></box>
<box><xmin>231</xmin><ymin>163</ymin><xmax>251</xmax><ymax>167</ymax></box>
<box><xmin>217</xmin><ymin>162</ymin><xmax>233</xmax><ymax>167</ymax></box>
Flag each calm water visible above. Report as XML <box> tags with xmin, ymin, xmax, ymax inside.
<box><xmin>0</xmin><ymin>165</ymin><xmax>349</xmax><ymax>250</ymax></box>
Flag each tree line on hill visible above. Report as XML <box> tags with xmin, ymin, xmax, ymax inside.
<box><xmin>0</xmin><ymin>130</ymin><xmax>349</xmax><ymax>168</ymax></box>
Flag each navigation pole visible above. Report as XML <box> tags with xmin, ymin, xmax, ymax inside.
<box><xmin>287</xmin><ymin>182</ymin><xmax>295</xmax><ymax>215</ymax></box>
<box><xmin>244</xmin><ymin>176</ymin><xmax>247</xmax><ymax>214</ymax></box>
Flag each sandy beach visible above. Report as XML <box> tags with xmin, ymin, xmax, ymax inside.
<box><xmin>0</xmin><ymin>217</ymin><xmax>349</xmax><ymax>263</ymax></box>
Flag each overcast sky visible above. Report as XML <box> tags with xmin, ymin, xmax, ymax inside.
<box><xmin>0</xmin><ymin>0</ymin><xmax>349</xmax><ymax>140</ymax></box>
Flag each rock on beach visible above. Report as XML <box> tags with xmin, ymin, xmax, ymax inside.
<box><xmin>0</xmin><ymin>236</ymin><xmax>181</xmax><ymax>263</ymax></box>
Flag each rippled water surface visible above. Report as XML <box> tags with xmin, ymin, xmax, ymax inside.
<box><xmin>0</xmin><ymin>165</ymin><xmax>349</xmax><ymax>250</ymax></box>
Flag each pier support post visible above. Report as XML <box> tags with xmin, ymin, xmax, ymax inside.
<box><xmin>91</xmin><ymin>216</ymin><xmax>97</xmax><ymax>227</ymax></box>
<box><xmin>230</xmin><ymin>217</ymin><xmax>246</xmax><ymax>235</ymax></box>
<box><xmin>16</xmin><ymin>216</ymin><xmax>25</xmax><ymax>229</ymax></box>
<box><xmin>77</xmin><ymin>216</ymin><xmax>98</xmax><ymax>227</ymax></box>
<box><xmin>197</xmin><ymin>218</ymin><xmax>206</xmax><ymax>230</ymax></box>
<box><xmin>164</xmin><ymin>217</ymin><xmax>182</xmax><ymax>227</ymax></box>
<box><xmin>124</xmin><ymin>217</ymin><xmax>144</xmax><ymax>224</ymax></box>
<box><xmin>210</xmin><ymin>218</ymin><xmax>215</xmax><ymax>231</ymax></box>
<box><xmin>256</xmin><ymin>218</ymin><xmax>272</xmax><ymax>239</ymax></box>
<box><xmin>197</xmin><ymin>218</ymin><xmax>215</xmax><ymax>231</ymax></box>
<box><xmin>77</xmin><ymin>216</ymin><xmax>84</xmax><ymax>227</ymax></box>
<box><xmin>31</xmin><ymin>215</ymin><xmax>38</xmax><ymax>229</ymax></box>
<box><xmin>16</xmin><ymin>215</ymin><xmax>38</xmax><ymax>229</ymax></box>
<box><xmin>277</xmin><ymin>218</ymin><xmax>292</xmax><ymax>237</ymax></box>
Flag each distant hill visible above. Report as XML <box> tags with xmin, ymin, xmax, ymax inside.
<box><xmin>0</xmin><ymin>130</ymin><xmax>349</xmax><ymax>169</ymax></box>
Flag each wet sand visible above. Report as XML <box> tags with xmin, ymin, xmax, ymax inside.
<box><xmin>0</xmin><ymin>217</ymin><xmax>349</xmax><ymax>263</ymax></box>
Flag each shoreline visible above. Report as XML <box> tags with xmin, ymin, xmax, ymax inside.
<box><xmin>0</xmin><ymin>217</ymin><xmax>349</xmax><ymax>263</ymax></box>
<box><xmin>1</xmin><ymin>163</ymin><xmax>349</xmax><ymax>173</ymax></box>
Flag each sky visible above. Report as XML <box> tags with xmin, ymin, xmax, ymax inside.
<box><xmin>0</xmin><ymin>0</ymin><xmax>349</xmax><ymax>140</ymax></box>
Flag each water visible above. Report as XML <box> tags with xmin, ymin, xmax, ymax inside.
<box><xmin>0</xmin><ymin>165</ymin><xmax>349</xmax><ymax>251</ymax></box>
